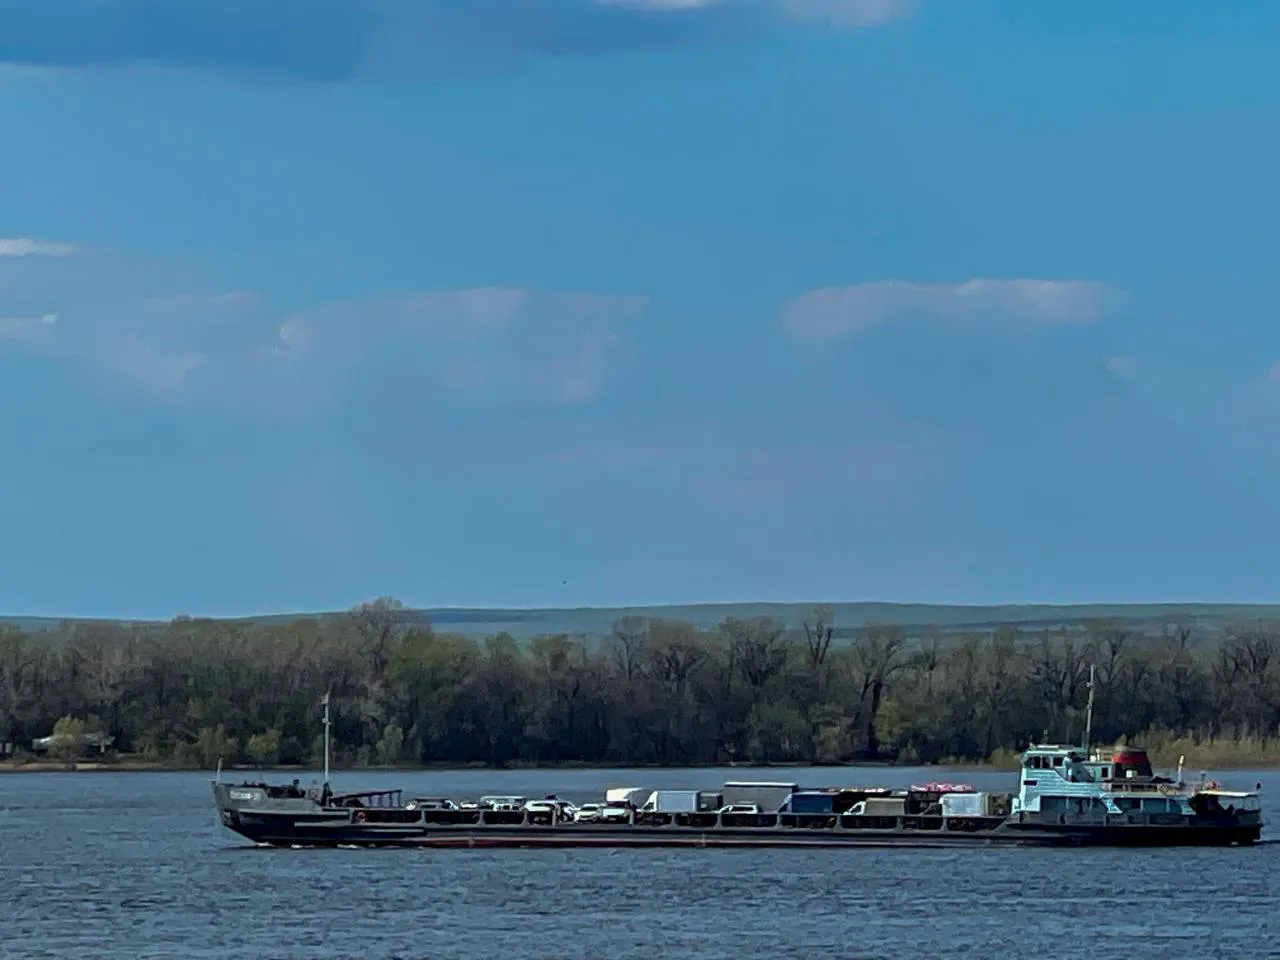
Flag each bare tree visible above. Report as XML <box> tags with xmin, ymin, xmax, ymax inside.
<box><xmin>847</xmin><ymin>623</ymin><xmax>905</xmax><ymax>758</ymax></box>
<box><xmin>801</xmin><ymin>605</ymin><xmax>835</xmax><ymax>670</ymax></box>
<box><xmin>0</xmin><ymin>598</ymin><xmax>1273</xmax><ymax>771</ymax></box>
<box><xmin>610</xmin><ymin>616</ymin><xmax>649</xmax><ymax>682</ymax></box>
<box><xmin>722</xmin><ymin>617</ymin><xmax>791</xmax><ymax>691</ymax></box>
<box><xmin>647</xmin><ymin>620</ymin><xmax>710</xmax><ymax>694</ymax></box>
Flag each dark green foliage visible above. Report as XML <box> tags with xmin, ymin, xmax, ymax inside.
<box><xmin>0</xmin><ymin>604</ymin><xmax>1276</xmax><ymax>768</ymax></box>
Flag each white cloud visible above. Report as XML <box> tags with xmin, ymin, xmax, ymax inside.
<box><xmin>0</xmin><ymin>246</ymin><xmax>643</xmax><ymax>415</ymax></box>
<box><xmin>0</xmin><ymin>312</ymin><xmax>57</xmax><ymax>342</ymax></box>
<box><xmin>783</xmin><ymin>279</ymin><xmax>1114</xmax><ymax>340</ymax></box>
<box><xmin>0</xmin><ymin>238</ymin><xmax>76</xmax><ymax>257</ymax></box>
<box><xmin>544</xmin><ymin>328</ymin><xmax>621</xmax><ymax>405</ymax></box>
<box><xmin>98</xmin><ymin>334</ymin><xmax>207</xmax><ymax>396</ymax></box>
<box><xmin>274</xmin><ymin>287</ymin><xmax>531</xmax><ymax>361</ymax></box>
<box><xmin>270</xmin><ymin>289</ymin><xmax>641</xmax><ymax>412</ymax></box>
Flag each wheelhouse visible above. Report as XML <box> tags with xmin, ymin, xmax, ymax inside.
<box><xmin>1014</xmin><ymin>744</ymin><xmax>1124</xmax><ymax>816</ymax></box>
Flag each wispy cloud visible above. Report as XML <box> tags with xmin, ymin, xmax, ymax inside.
<box><xmin>540</xmin><ymin>430</ymin><xmax>950</xmax><ymax>520</ymax></box>
<box><xmin>1105</xmin><ymin>355</ymin><xmax>1133</xmax><ymax>376</ymax></box>
<box><xmin>0</xmin><ymin>238</ymin><xmax>76</xmax><ymax>257</ymax></box>
<box><xmin>270</xmin><ymin>287</ymin><xmax>643</xmax><ymax>408</ymax></box>
<box><xmin>0</xmin><ymin>0</ymin><xmax>909</xmax><ymax>81</ymax></box>
<box><xmin>0</xmin><ymin>312</ymin><xmax>58</xmax><ymax>343</ymax></box>
<box><xmin>542</xmin><ymin>328</ymin><xmax>621</xmax><ymax>405</ymax></box>
<box><xmin>779</xmin><ymin>0</ymin><xmax>912</xmax><ymax>28</ymax></box>
<box><xmin>0</xmin><ymin>245</ymin><xmax>644</xmax><ymax>414</ymax></box>
<box><xmin>782</xmin><ymin>279</ymin><xmax>1115</xmax><ymax>340</ymax></box>
<box><xmin>600</xmin><ymin>1</ymin><xmax>723</xmax><ymax>8</ymax></box>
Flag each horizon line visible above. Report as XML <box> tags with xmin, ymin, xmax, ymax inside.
<box><xmin>6</xmin><ymin>597</ymin><xmax>1280</xmax><ymax>625</ymax></box>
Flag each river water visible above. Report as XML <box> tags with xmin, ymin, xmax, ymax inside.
<box><xmin>2</xmin><ymin>766</ymin><xmax>1277</xmax><ymax>959</ymax></box>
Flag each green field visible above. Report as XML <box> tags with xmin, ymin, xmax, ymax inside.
<box><xmin>6</xmin><ymin>600</ymin><xmax>1280</xmax><ymax>639</ymax></box>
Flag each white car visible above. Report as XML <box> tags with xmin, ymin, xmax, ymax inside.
<box><xmin>573</xmin><ymin>803</ymin><xmax>604</xmax><ymax>822</ymax></box>
<box><xmin>524</xmin><ymin>799</ymin><xmax>577</xmax><ymax>818</ymax></box>
<box><xmin>573</xmin><ymin>803</ymin><xmax>631</xmax><ymax>823</ymax></box>
<box><xmin>717</xmin><ymin>803</ymin><xmax>760</xmax><ymax>814</ymax></box>
<box><xmin>405</xmin><ymin>797</ymin><xmax>458</xmax><ymax>811</ymax></box>
<box><xmin>479</xmin><ymin>796</ymin><xmax>527</xmax><ymax>811</ymax></box>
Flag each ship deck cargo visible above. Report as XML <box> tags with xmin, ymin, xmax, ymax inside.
<box><xmin>213</xmin><ymin>743</ymin><xmax>1263</xmax><ymax>851</ymax></box>
<box><xmin>212</xmin><ymin>698</ymin><xmax>1265</xmax><ymax>852</ymax></box>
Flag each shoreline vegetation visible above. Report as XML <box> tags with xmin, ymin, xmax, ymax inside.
<box><xmin>2</xmin><ymin>598</ymin><xmax>1278</xmax><ymax>776</ymax></box>
<box><xmin>3</xmin><ymin>740</ymin><xmax>1279</xmax><ymax>775</ymax></box>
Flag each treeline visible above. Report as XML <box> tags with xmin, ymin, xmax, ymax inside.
<box><xmin>1</xmin><ymin>599</ymin><xmax>1278</xmax><ymax>769</ymax></box>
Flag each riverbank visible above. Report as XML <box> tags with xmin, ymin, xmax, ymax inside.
<box><xmin>3</xmin><ymin>740</ymin><xmax>1277</xmax><ymax>774</ymax></box>
<box><xmin>0</xmin><ymin>757</ymin><xmax>874</xmax><ymax>774</ymax></box>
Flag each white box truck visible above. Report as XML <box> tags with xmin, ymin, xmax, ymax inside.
<box><xmin>640</xmin><ymin>789</ymin><xmax>700</xmax><ymax>813</ymax></box>
<box><xmin>605</xmin><ymin>787</ymin><xmax>649</xmax><ymax>807</ymax></box>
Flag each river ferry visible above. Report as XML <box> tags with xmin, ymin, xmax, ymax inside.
<box><xmin>213</xmin><ymin>746</ymin><xmax>1262</xmax><ymax>850</ymax></box>
<box><xmin>212</xmin><ymin>685</ymin><xmax>1263</xmax><ymax>849</ymax></box>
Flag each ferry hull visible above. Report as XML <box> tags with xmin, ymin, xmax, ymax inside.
<box><xmin>216</xmin><ymin>804</ymin><xmax>1260</xmax><ymax>851</ymax></box>
<box><xmin>1003</xmin><ymin>820</ymin><xmax>1262</xmax><ymax>847</ymax></box>
<box><xmin>213</xmin><ymin>773</ymin><xmax>1263</xmax><ymax>853</ymax></box>
<box><xmin>219</xmin><ymin>815</ymin><xmax>1073</xmax><ymax>849</ymax></box>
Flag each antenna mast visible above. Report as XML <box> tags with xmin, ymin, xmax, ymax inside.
<box><xmin>321</xmin><ymin>690</ymin><xmax>331</xmax><ymax>787</ymax></box>
<box><xmin>1082</xmin><ymin>663</ymin><xmax>1095</xmax><ymax>754</ymax></box>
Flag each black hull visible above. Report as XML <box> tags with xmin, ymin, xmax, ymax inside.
<box><xmin>212</xmin><ymin>783</ymin><xmax>1262</xmax><ymax>851</ymax></box>
<box><xmin>219</xmin><ymin>813</ymin><xmax>1261</xmax><ymax>851</ymax></box>
<box><xmin>1003</xmin><ymin>820</ymin><xmax>1263</xmax><ymax>848</ymax></box>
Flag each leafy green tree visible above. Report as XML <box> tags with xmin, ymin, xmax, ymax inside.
<box><xmin>376</xmin><ymin>723</ymin><xmax>404</xmax><ymax>766</ymax></box>
<box><xmin>0</xmin><ymin>602</ymin><xmax>1274</xmax><ymax>771</ymax></box>
<box><xmin>246</xmin><ymin>729</ymin><xmax>281</xmax><ymax>767</ymax></box>
<box><xmin>50</xmin><ymin>715</ymin><xmax>87</xmax><ymax>764</ymax></box>
<box><xmin>196</xmin><ymin>725</ymin><xmax>239</xmax><ymax>769</ymax></box>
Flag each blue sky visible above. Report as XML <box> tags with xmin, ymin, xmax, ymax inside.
<box><xmin>2</xmin><ymin>0</ymin><xmax>1280</xmax><ymax>618</ymax></box>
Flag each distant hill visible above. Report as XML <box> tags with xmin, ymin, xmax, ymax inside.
<box><xmin>5</xmin><ymin>601</ymin><xmax>1280</xmax><ymax>640</ymax></box>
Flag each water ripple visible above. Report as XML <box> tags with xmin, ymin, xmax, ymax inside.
<box><xmin>1</xmin><ymin>767</ymin><xmax>1276</xmax><ymax>959</ymax></box>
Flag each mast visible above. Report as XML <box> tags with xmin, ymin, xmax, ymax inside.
<box><xmin>1082</xmin><ymin>663</ymin><xmax>1095</xmax><ymax>753</ymax></box>
<box><xmin>321</xmin><ymin>689</ymin><xmax>331</xmax><ymax>788</ymax></box>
